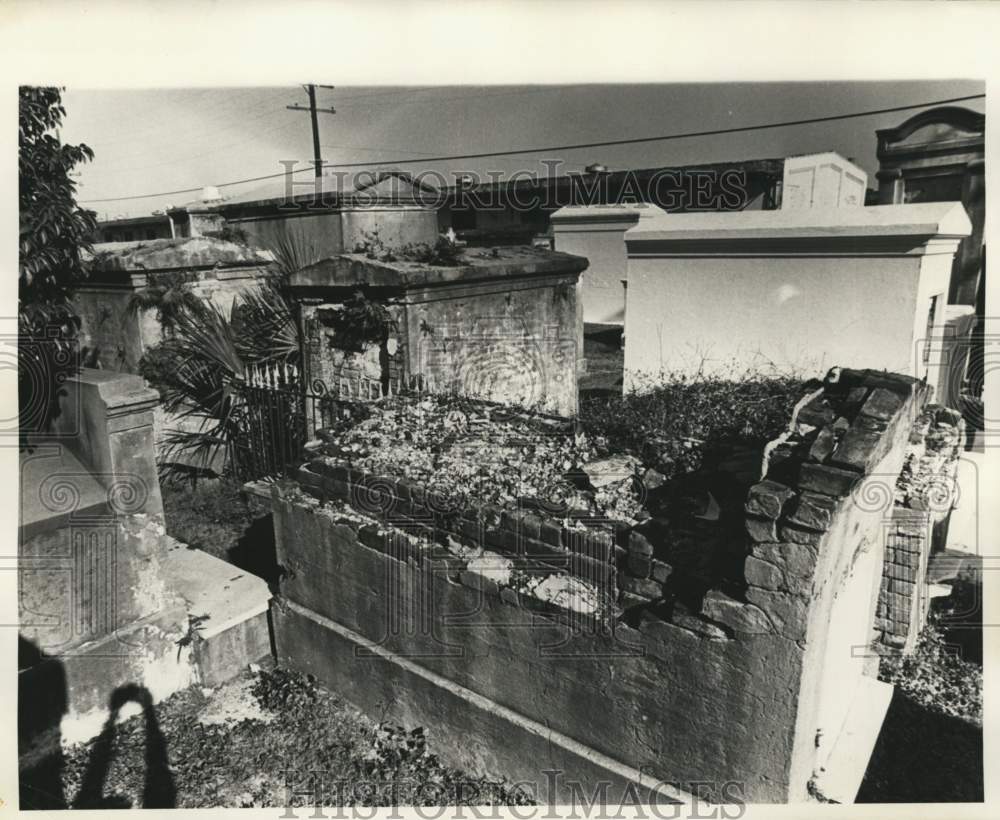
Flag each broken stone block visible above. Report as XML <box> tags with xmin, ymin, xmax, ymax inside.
<box><xmin>627</xmin><ymin>552</ymin><xmax>652</xmax><ymax>578</ymax></box>
<box><xmin>786</xmin><ymin>492</ymin><xmax>839</xmax><ymax>532</ymax></box>
<box><xmin>745</xmin><ymin>480</ymin><xmax>794</xmax><ymax>520</ymax></box>
<box><xmin>670</xmin><ymin>603</ymin><xmax>729</xmax><ymax>640</ymax></box>
<box><xmin>752</xmin><ymin>542</ymin><xmax>818</xmax><ymax>586</ymax></box>
<box><xmin>651</xmin><ymin>560</ymin><xmax>673</xmax><ymax>584</ymax></box>
<box><xmin>829</xmin><ymin>426</ymin><xmax>882</xmax><ymax>473</ymax></box>
<box><xmin>642</xmin><ymin>467</ymin><xmax>667</xmax><ymax>491</ymax></box>
<box><xmin>582</xmin><ymin>455</ymin><xmax>641</xmax><ymax>488</ymax></box>
<box><xmin>797</xmin><ymin>395</ymin><xmax>836</xmax><ymax>428</ymax></box>
<box><xmin>628</xmin><ymin>530</ymin><xmax>654</xmax><ymax>557</ymax></box>
<box><xmin>807</xmin><ymin>425</ymin><xmax>836</xmax><ymax>463</ymax></box>
<box><xmin>744</xmin><ymin>555</ymin><xmax>785</xmax><ymax>591</ymax></box>
<box><xmin>798</xmin><ymin>462</ymin><xmax>860</xmax><ymax>497</ymax></box>
<box><xmin>859</xmin><ymin>387</ymin><xmax>905</xmax><ymax>422</ymax></box>
<box><xmin>701</xmin><ymin>590</ymin><xmax>773</xmax><ymax>635</ymax></box>
<box><xmin>746</xmin><ymin>588</ymin><xmax>809</xmax><ymax>641</ymax></box>
<box><xmin>622</xmin><ymin>575</ymin><xmax>662</xmax><ymax>600</ymax></box>
<box><xmin>745</xmin><ymin>516</ymin><xmax>778</xmax><ymax>543</ymax></box>
<box><xmin>779</xmin><ymin>523</ymin><xmax>823</xmax><ymax>546</ymax></box>
<box><xmin>840</xmin><ymin>386</ymin><xmax>870</xmax><ymax>418</ymax></box>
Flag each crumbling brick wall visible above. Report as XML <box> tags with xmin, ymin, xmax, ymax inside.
<box><xmin>269</xmin><ymin>367</ymin><xmax>930</xmax><ymax>804</ymax></box>
<box><xmin>876</xmin><ymin>405</ymin><xmax>963</xmax><ymax>652</ymax></box>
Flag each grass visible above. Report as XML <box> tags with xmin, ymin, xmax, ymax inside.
<box><xmin>160</xmin><ymin>477</ymin><xmax>280</xmax><ymax>586</ymax></box>
<box><xmin>40</xmin><ymin>667</ymin><xmax>532</xmax><ymax>809</ymax></box>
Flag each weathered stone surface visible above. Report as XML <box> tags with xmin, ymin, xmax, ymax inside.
<box><xmin>621</xmin><ymin>575</ymin><xmax>662</xmax><ymax>599</ymax></box>
<box><xmin>807</xmin><ymin>426</ymin><xmax>836</xmax><ymax>463</ymax></box>
<box><xmin>627</xmin><ymin>552</ymin><xmax>652</xmax><ymax>578</ymax></box>
<box><xmin>830</xmin><ymin>426</ymin><xmax>882</xmax><ymax>473</ymax></box>
<box><xmin>669</xmin><ymin>607</ymin><xmax>729</xmax><ymax>640</ymax></box>
<box><xmin>628</xmin><ymin>530</ymin><xmax>654</xmax><ymax>557</ymax></box>
<box><xmin>651</xmin><ymin>559</ymin><xmax>673</xmax><ymax>584</ymax></box>
<box><xmin>701</xmin><ymin>590</ymin><xmax>773</xmax><ymax>635</ymax></box>
<box><xmin>779</xmin><ymin>524</ymin><xmax>822</xmax><ymax>546</ymax></box>
<box><xmin>744</xmin><ymin>555</ymin><xmax>785</xmax><ymax>591</ymax></box>
<box><xmin>859</xmin><ymin>387</ymin><xmax>905</xmax><ymax>422</ymax></box>
<box><xmin>797</xmin><ymin>395</ymin><xmax>836</xmax><ymax>428</ymax></box>
<box><xmin>786</xmin><ymin>492</ymin><xmax>839</xmax><ymax>532</ymax></box>
<box><xmin>642</xmin><ymin>468</ymin><xmax>667</xmax><ymax>491</ymax></box>
<box><xmin>746</xmin><ymin>588</ymin><xmax>809</xmax><ymax>641</ymax></box>
<box><xmin>745</xmin><ymin>516</ymin><xmax>778</xmax><ymax>543</ymax></box>
<box><xmin>798</xmin><ymin>462</ymin><xmax>860</xmax><ymax>497</ymax></box>
<box><xmin>752</xmin><ymin>542</ymin><xmax>818</xmax><ymax>586</ymax></box>
<box><xmin>745</xmin><ymin>480</ymin><xmax>794</xmax><ymax>520</ymax></box>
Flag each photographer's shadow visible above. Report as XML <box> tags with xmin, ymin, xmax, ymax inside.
<box><xmin>73</xmin><ymin>683</ymin><xmax>176</xmax><ymax>809</ymax></box>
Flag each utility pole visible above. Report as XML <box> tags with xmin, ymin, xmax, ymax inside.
<box><xmin>287</xmin><ymin>84</ymin><xmax>336</xmax><ymax>178</ymax></box>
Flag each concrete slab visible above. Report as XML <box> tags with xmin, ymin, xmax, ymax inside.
<box><xmin>159</xmin><ymin>543</ymin><xmax>271</xmax><ymax>641</ymax></box>
<box><xmin>813</xmin><ymin>676</ymin><xmax>894</xmax><ymax>803</ymax></box>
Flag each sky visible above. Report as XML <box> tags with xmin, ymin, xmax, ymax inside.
<box><xmin>61</xmin><ymin>80</ymin><xmax>985</xmax><ymax>219</ymax></box>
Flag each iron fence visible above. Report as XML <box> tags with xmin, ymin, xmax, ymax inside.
<box><xmin>231</xmin><ymin>364</ymin><xmax>429</xmax><ymax>482</ymax></box>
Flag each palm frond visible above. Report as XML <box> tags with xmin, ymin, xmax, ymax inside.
<box><xmin>265</xmin><ymin>231</ymin><xmax>322</xmax><ymax>280</ymax></box>
<box><xmin>236</xmin><ymin>282</ymin><xmax>301</xmax><ymax>364</ymax></box>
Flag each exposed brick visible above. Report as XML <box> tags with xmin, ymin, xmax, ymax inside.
<box><xmin>564</xmin><ymin>529</ymin><xmax>612</xmax><ymax>562</ymax></box>
<box><xmin>752</xmin><ymin>541</ymin><xmax>817</xmax><ymax>581</ymax></box>
<box><xmin>807</xmin><ymin>426</ymin><xmax>836</xmax><ymax>463</ymax></box>
<box><xmin>569</xmin><ymin>552</ymin><xmax>614</xmax><ymax>588</ymax></box>
<box><xmin>744</xmin><ymin>556</ymin><xmax>784</xmax><ymax>591</ymax></box>
<box><xmin>627</xmin><ymin>553</ymin><xmax>652</xmax><ymax>578</ymax></box>
<box><xmin>797</xmin><ymin>395</ymin><xmax>836</xmax><ymax>428</ymax></box>
<box><xmin>628</xmin><ymin>530</ymin><xmax>654</xmax><ymax>557</ymax></box>
<box><xmin>829</xmin><ymin>426</ymin><xmax>882</xmax><ymax>473</ymax></box>
<box><xmin>460</xmin><ymin>518</ymin><xmax>482</xmax><ymax>544</ymax></box>
<box><xmin>519</xmin><ymin>512</ymin><xmax>542</xmax><ymax>541</ymax></box>
<box><xmin>887</xmin><ymin>563</ymin><xmax>916</xmax><ymax>582</ymax></box>
<box><xmin>889</xmin><ymin>577</ymin><xmax>916</xmax><ymax>595</ymax></box>
<box><xmin>522</xmin><ymin>539</ymin><xmax>569</xmax><ymax>565</ymax></box>
<box><xmin>797</xmin><ymin>462</ymin><xmax>860</xmax><ymax>497</ymax></box>
<box><xmin>745</xmin><ymin>480</ymin><xmax>794</xmax><ymax>520</ymax></box>
<box><xmin>394</xmin><ymin>478</ymin><xmax>415</xmax><ymax>501</ymax></box>
<box><xmin>841</xmin><ymin>386</ymin><xmax>870</xmax><ymax>418</ymax></box>
<box><xmin>622</xmin><ymin>575</ymin><xmax>663</xmax><ymax>600</ymax></box>
<box><xmin>859</xmin><ymin>387</ymin><xmax>905</xmax><ymax>422</ymax></box>
<box><xmin>785</xmin><ymin>492</ymin><xmax>838</xmax><ymax>532</ymax></box>
<box><xmin>540</xmin><ymin>519</ymin><xmax>564</xmax><ymax>548</ymax></box>
<box><xmin>651</xmin><ymin>560</ymin><xmax>673</xmax><ymax>584</ymax></box>
<box><xmin>619</xmin><ymin>591</ymin><xmax>649</xmax><ymax>611</ymax></box>
<box><xmin>779</xmin><ymin>524</ymin><xmax>822</xmax><ymax>546</ymax></box>
<box><xmin>745</xmin><ymin>516</ymin><xmax>777</xmax><ymax>543</ymax></box>
<box><xmin>701</xmin><ymin>590</ymin><xmax>773</xmax><ymax>634</ymax></box>
<box><xmin>746</xmin><ymin>588</ymin><xmax>808</xmax><ymax>641</ymax></box>
<box><xmin>668</xmin><ymin>606</ymin><xmax>728</xmax><ymax>640</ymax></box>
<box><xmin>358</xmin><ymin>523</ymin><xmax>385</xmax><ymax>553</ymax></box>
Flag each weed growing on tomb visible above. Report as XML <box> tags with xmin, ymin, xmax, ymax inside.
<box><xmin>321</xmin><ymin>393</ymin><xmax>646</xmax><ymax>521</ymax></box>
<box><xmin>580</xmin><ymin>365</ymin><xmax>808</xmax><ymax>480</ymax></box>
<box><xmin>354</xmin><ymin>229</ymin><xmax>464</xmax><ymax>266</ymax></box>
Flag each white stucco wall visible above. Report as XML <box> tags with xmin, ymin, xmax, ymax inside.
<box><xmin>622</xmin><ymin>202</ymin><xmax>971</xmax><ymax>390</ymax></box>
<box><xmin>551</xmin><ymin>204</ymin><xmax>666</xmax><ymax>325</ymax></box>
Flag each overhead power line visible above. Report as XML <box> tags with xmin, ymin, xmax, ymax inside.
<box><xmin>78</xmin><ymin>93</ymin><xmax>985</xmax><ymax>204</ymax></box>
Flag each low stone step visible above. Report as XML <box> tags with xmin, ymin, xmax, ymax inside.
<box><xmin>158</xmin><ymin>543</ymin><xmax>272</xmax><ymax>688</ymax></box>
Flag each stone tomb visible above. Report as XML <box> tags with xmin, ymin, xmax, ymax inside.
<box><xmin>290</xmin><ymin>246</ymin><xmax>587</xmax><ymax>417</ymax></box>
<box><xmin>622</xmin><ymin>201</ymin><xmax>971</xmax><ymax>402</ymax></box>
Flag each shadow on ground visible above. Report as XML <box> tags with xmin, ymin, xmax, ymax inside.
<box><xmin>857</xmin><ymin>689</ymin><xmax>983</xmax><ymax>802</ymax></box>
